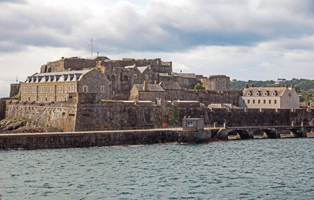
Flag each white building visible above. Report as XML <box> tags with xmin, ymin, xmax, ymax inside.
<box><xmin>239</xmin><ymin>85</ymin><xmax>299</xmax><ymax>109</ymax></box>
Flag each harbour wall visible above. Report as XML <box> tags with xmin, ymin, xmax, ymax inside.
<box><xmin>0</xmin><ymin>129</ymin><xmax>212</xmax><ymax>150</ymax></box>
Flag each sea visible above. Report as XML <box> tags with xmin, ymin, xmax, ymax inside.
<box><xmin>0</xmin><ymin>138</ymin><xmax>314</xmax><ymax>200</ymax></box>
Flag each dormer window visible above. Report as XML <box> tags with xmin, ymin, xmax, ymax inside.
<box><xmin>247</xmin><ymin>91</ymin><xmax>252</xmax><ymax>96</ymax></box>
<box><xmin>264</xmin><ymin>91</ymin><xmax>269</xmax><ymax>96</ymax></box>
<box><xmin>256</xmin><ymin>91</ymin><xmax>261</xmax><ymax>96</ymax></box>
<box><xmin>272</xmin><ymin>91</ymin><xmax>277</xmax><ymax>96</ymax></box>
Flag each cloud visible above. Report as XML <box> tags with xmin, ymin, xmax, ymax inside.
<box><xmin>0</xmin><ymin>80</ymin><xmax>10</xmax><ymax>98</ymax></box>
<box><xmin>257</xmin><ymin>62</ymin><xmax>277</xmax><ymax>68</ymax></box>
<box><xmin>0</xmin><ymin>0</ymin><xmax>27</xmax><ymax>4</ymax></box>
<box><xmin>1</xmin><ymin>0</ymin><xmax>314</xmax><ymax>54</ymax></box>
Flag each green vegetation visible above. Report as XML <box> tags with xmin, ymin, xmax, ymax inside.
<box><xmin>231</xmin><ymin>78</ymin><xmax>314</xmax><ymax>102</ymax></box>
<box><xmin>299</xmin><ymin>90</ymin><xmax>314</xmax><ymax>102</ymax></box>
<box><xmin>172</xmin><ymin>106</ymin><xmax>180</xmax><ymax>124</ymax></box>
<box><xmin>194</xmin><ymin>83</ymin><xmax>205</xmax><ymax>90</ymax></box>
<box><xmin>231</xmin><ymin>78</ymin><xmax>314</xmax><ymax>92</ymax></box>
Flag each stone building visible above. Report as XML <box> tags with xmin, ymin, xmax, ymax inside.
<box><xmin>159</xmin><ymin>73</ymin><xmax>199</xmax><ymax>89</ymax></box>
<box><xmin>239</xmin><ymin>84</ymin><xmax>300</xmax><ymax>109</ymax></box>
<box><xmin>200</xmin><ymin>75</ymin><xmax>230</xmax><ymax>91</ymax></box>
<box><xmin>129</xmin><ymin>81</ymin><xmax>165</xmax><ymax>102</ymax></box>
<box><xmin>40</xmin><ymin>56</ymin><xmax>110</xmax><ymax>73</ymax></box>
<box><xmin>20</xmin><ymin>69</ymin><xmax>111</xmax><ymax>102</ymax></box>
<box><xmin>159</xmin><ymin>81</ymin><xmax>181</xmax><ymax>100</ymax></box>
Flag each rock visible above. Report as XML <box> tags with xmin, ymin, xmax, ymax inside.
<box><xmin>0</xmin><ymin>118</ymin><xmax>63</xmax><ymax>133</ymax></box>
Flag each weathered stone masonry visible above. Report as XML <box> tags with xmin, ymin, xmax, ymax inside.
<box><xmin>5</xmin><ymin>100</ymin><xmax>314</xmax><ymax>132</ymax></box>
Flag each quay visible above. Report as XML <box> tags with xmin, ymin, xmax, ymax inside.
<box><xmin>1</xmin><ymin>120</ymin><xmax>312</xmax><ymax>150</ymax></box>
<box><xmin>0</xmin><ymin>127</ymin><xmax>212</xmax><ymax>150</ymax></box>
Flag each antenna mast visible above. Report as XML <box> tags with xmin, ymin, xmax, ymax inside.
<box><xmin>88</xmin><ymin>38</ymin><xmax>95</xmax><ymax>59</ymax></box>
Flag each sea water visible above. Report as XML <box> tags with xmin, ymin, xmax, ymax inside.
<box><xmin>1</xmin><ymin>138</ymin><xmax>314</xmax><ymax>199</ymax></box>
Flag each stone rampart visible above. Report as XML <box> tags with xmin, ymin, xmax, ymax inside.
<box><xmin>5</xmin><ymin>100</ymin><xmax>77</xmax><ymax>132</ymax></box>
<box><xmin>4</xmin><ymin>100</ymin><xmax>314</xmax><ymax>132</ymax></box>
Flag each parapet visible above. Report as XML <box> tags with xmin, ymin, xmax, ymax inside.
<box><xmin>172</xmin><ymin>100</ymin><xmax>200</xmax><ymax>108</ymax></box>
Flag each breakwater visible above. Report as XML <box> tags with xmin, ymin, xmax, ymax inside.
<box><xmin>0</xmin><ymin>129</ymin><xmax>212</xmax><ymax>150</ymax></box>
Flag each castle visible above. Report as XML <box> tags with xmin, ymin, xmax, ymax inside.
<box><xmin>2</xmin><ymin>56</ymin><xmax>302</xmax><ymax>133</ymax></box>
<box><xmin>18</xmin><ymin>56</ymin><xmax>235</xmax><ymax>104</ymax></box>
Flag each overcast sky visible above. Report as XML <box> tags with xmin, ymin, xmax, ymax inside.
<box><xmin>1</xmin><ymin>0</ymin><xmax>314</xmax><ymax>97</ymax></box>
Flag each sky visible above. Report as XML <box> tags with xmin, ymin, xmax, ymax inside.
<box><xmin>1</xmin><ymin>0</ymin><xmax>314</xmax><ymax>97</ymax></box>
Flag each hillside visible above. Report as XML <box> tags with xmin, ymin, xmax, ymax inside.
<box><xmin>231</xmin><ymin>78</ymin><xmax>314</xmax><ymax>102</ymax></box>
<box><xmin>231</xmin><ymin>78</ymin><xmax>314</xmax><ymax>92</ymax></box>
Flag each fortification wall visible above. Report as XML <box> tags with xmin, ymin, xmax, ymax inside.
<box><xmin>75</xmin><ymin>102</ymin><xmax>171</xmax><ymax>131</ymax></box>
<box><xmin>5</xmin><ymin>100</ymin><xmax>77</xmax><ymax>132</ymax></box>
<box><xmin>4</xmin><ymin>100</ymin><xmax>314</xmax><ymax>132</ymax></box>
<box><xmin>0</xmin><ymin>98</ymin><xmax>7</xmax><ymax>120</ymax></box>
<box><xmin>203</xmin><ymin>108</ymin><xmax>314</xmax><ymax>127</ymax></box>
<box><xmin>10</xmin><ymin>84</ymin><xmax>20</xmax><ymax>97</ymax></box>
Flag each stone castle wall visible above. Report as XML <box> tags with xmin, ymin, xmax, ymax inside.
<box><xmin>10</xmin><ymin>84</ymin><xmax>20</xmax><ymax>97</ymax></box>
<box><xmin>5</xmin><ymin>100</ymin><xmax>77</xmax><ymax>132</ymax></box>
<box><xmin>5</xmin><ymin>100</ymin><xmax>314</xmax><ymax>132</ymax></box>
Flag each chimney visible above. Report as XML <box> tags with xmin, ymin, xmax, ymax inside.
<box><xmin>250</xmin><ymin>83</ymin><xmax>254</xmax><ymax>87</ymax></box>
<box><xmin>154</xmin><ymin>80</ymin><xmax>157</xmax><ymax>84</ymax></box>
<box><xmin>245</xmin><ymin>83</ymin><xmax>249</xmax><ymax>88</ymax></box>
<box><xmin>144</xmin><ymin>81</ymin><xmax>148</xmax><ymax>91</ymax></box>
<box><xmin>61</xmin><ymin>57</ymin><xmax>64</xmax><ymax>59</ymax></box>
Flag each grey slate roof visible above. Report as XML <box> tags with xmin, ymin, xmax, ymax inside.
<box><xmin>26</xmin><ymin>70</ymin><xmax>92</xmax><ymax>83</ymax></box>
<box><xmin>242</xmin><ymin>87</ymin><xmax>287</xmax><ymax>97</ymax></box>
<box><xmin>159</xmin><ymin>81</ymin><xmax>181</xmax><ymax>90</ymax></box>
<box><xmin>134</xmin><ymin>84</ymin><xmax>164</xmax><ymax>92</ymax></box>
<box><xmin>174</xmin><ymin>73</ymin><xmax>197</xmax><ymax>79</ymax></box>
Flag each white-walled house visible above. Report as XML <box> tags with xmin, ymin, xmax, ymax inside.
<box><xmin>239</xmin><ymin>85</ymin><xmax>299</xmax><ymax>109</ymax></box>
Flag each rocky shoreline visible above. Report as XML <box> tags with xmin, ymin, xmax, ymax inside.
<box><xmin>0</xmin><ymin>117</ymin><xmax>63</xmax><ymax>133</ymax></box>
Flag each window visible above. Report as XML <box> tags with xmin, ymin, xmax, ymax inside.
<box><xmin>187</xmin><ymin>121</ymin><xmax>193</xmax><ymax>127</ymax></box>
<box><xmin>145</xmin><ymin>74</ymin><xmax>148</xmax><ymax>80</ymax></box>
<box><xmin>61</xmin><ymin>86</ymin><xmax>63</xmax><ymax>93</ymax></box>
<box><xmin>243</xmin><ymin>100</ymin><xmax>245</xmax><ymax>103</ymax></box>
<box><xmin>140</xmin><ymin>94</ymin><xmax>143</xmax><ymax>100</ymax></box>
<box><xmin>269</xmin><ymin>100</ymin><xmax>271</xmax><ymax>104</ymax></box>
<box><xmin>45</xmin><ymin>86</ymin><xmax>47</xmax><ymax>93</ymax></box>
<box><xmin>263</xmin><ymin>100</ymin><xmax>266</xmax><ymax>104</ymax></box>
<box><xmin>101</xmin><ymin>86</ymin><xmax>105</xmax><ymax>93</ymax></box>
<box><xmin>184</xmin><ymin>79</ymin><xmax>188</xmax><ymax>85</ymax></box>
<box><xmin>274</xmin><ymin>100</ymin><xmax>277</xmax><ymax>104</ymax></box>
<box><xmin>51</xmin><ymin>87</ymin><xmax>54</xmax><ymax>93</ymax></box>
<box><xmin>134</xmin><ymin>74</ymin><xmax>137</xmax><ymax>79</ymax></box>
<box><xmin>248</xmin><ymin>100</ymin><xmax>250</xmax><ymax>104</ymax></box>
<box><xmin>253</xmin><ymin>100</ymin><xmax>255</xmax><ymax>104</ymax></box>
<box><xmin>64</xmin><ymin>85</ymin><xmax>67</xmax><ymax>93</ymax></box>
<box><xmin>258</xmin><ymin>100</ymin><xmax>260</xmax><ymax>104</ymax></box>
<box><xmin>83</xmin><ymin>86</ymin><xmax>88</xmax><ymax>93</ymax></box>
